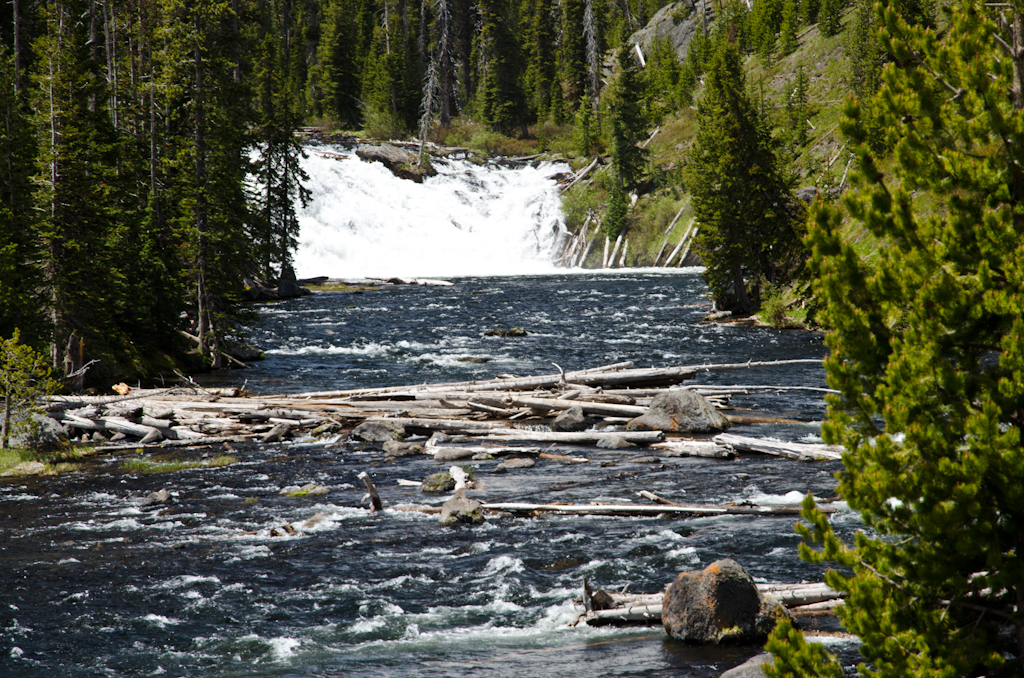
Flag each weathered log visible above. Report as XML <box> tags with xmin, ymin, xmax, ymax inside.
<box><xmin>63</xmin><ymin>414</ymin><xmax>164</xmax><ymax>442</ymax></box>
<box><xmin>538</xmin><ymin>451</ymin><xmax>589</xmax><ymax>463</ymax></box>
<box><xmin>479</xmin><ymin>501</ymin><xmax>808</xmax><ymax>517</ymax></box>
<box><xmin>648</xmin><ymin>441</ymin><xmax>734</xmax><ymax>459</ymax></box>
<box><xmin>560</xmin><ymin>155</ymin><xmax>600</xmax><ymax>194</ymax></box>
<box><xmin>508</xmin><ymin>396</ymin><xmax>647</xmax><ymax>417</ymax></box>
<box><xmin>358</xmin><ymin>471</ymin><xmax>383</xmax><ymax>511</ymax></box>
<box><xmin>481</xmin><ymin>430</ymin><xmax>664</xmax><ymax>445</ymax></box>
<box><xmin>713</xmin><ymin>433</ymin><xmax>843</xmax><ymax>461</ymax></box>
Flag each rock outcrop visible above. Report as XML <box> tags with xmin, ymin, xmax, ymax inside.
<box><xmin>662</xmin><ymin>559</ymin><xmax>791</xmax><ymax>643</ymax></box>
<box><xmin>628</xmin><ymin>2</ymin><xmax>706</xmax><ymax>62</ymax></box>
<box><xmin>626</xmin><ymin>390</ymin><xmax>728</xmax><ymax>433</ymax></box>
<box><xmin>356</xmin><ymin>143</ymin><xmax>436</xmax><ymax>183</ymax></box>
<box><xmin>720</xmin><ymin>653</ymin><xmax>774</xmax><ymax>678</ymax></box>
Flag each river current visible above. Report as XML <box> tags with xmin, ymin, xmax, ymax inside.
<box><xmin>1</xmin><ymin>271</ymin><xmax>862</xmax><ymax>677</ymax></box>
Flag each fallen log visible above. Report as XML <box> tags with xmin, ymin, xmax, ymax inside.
<box><xmin>508</xmin><ymin>396</ymin><xmax>647</xmax><ymax>417</ymax></box>
<box><xmin>649</xmin><ymin>440</ymin><xmax>734</xmax><ymax>459</ymax></box>
<box><xmin>480</xmin><ymin>430</ymin><xmax>664</xmax><ymax>445</ymax></box>
<box><xmin>561</xmin><ymin>155</ymin><xmax>600</xmax><ymax>193</ymax></box>
<box><xmin>581</xmin><ymin>582</ymin><xmax>844</xmax><ymax>626</ymax></box>
<box><xmin>713</xmin><ymin>433</ymin><xmax>843</xmax><ymax>461</ymax></box>
<box><xmin>479</xmin><ymin>501</ymin><xmax>809</xmax><ymax>517</ymax></box>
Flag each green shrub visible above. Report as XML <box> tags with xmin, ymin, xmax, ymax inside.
<box><xmin>362</xmin><ymin>106</ymin><xmax>408</xmax><ymax>141</ymax></box>
<box><xmin>759</xmin><ymin>285</ymin><xmax>790</xmax><ymax>328</ymax></box>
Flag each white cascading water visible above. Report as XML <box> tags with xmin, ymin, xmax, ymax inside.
<box><xmin>294</xmin><ymin>146</ymin><xmax>572</xmax><ymax>279</ymax></box>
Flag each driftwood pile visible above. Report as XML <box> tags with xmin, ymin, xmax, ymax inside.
<box><xmin>44</xmin><ymin>359</ymin><xmax>842</xmax><ymax>462</ymax></box>
<box><xmin>45</xmin><ymin>359</ymin><xmax>842</xmax><ymax>463</ymax></box>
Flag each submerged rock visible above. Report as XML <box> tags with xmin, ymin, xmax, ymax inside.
<box><xmin>439</xmin><ymin>491</ymin><xmax>486</xmax><ymax>527</ymax></box>
<box><xmin>280</xmin><ymin>483</ymin><xmax>330</xmax><ymax>497</ymax></box>
<box><xmin>382</xmin><ymin>440</ymin><xmax>424</xmax><ymax>457</ymax></box>
<box><xmin>433</xmin><ymin>447</ymin><xmax>476</xmax><ymax>462</ymax></box>
<box><xmin>551</xmin><ymin>406</ymin><xmax>588</xmax><ymax>432</ymax></box>
<box><xmin>483</xmin><ymin>327</ymin><xmax>528</xmax><ymax>337</ymax></box>
<box><xmin>596</xmin><ymin>434</ymin><xmax>637</xmax><ymax>449</ymax></box>
<box><xmin>351</xmin><ymin>421</ymin><xmax>406</xmax><ymax>442</ymax></box>
<box><xmin>626</xmin><ymin>390</ymin><xmax>728</xmax><ymax>433</ymax></box>
<box><xmin>494</xmin><ymin>457</ymin><xmax>535</xmax><ymax>473</ymax></box>
<box><xmin>142</xmin><ymin>489</ymin><xmax>171</xmax><ymax>507</ymax></box>
<box><xmin>662</xmin><ymin>559</ymin><xmax>791</xmax><ymax>644</ymax></box>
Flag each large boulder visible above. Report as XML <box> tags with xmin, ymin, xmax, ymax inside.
<box><xmin>351</xmin><ymin>421</ymin><xmax>406</xmax><ymax>442</ymax></box>
<box><xmin>626</xmin><ymin>390</ymin><xmax>728</xmax><ymax>433</ymax></box>
<box><xmin>551</xmin><ymin>406</ymin><xmax>588</xmax><ymax>432</ymax></box>
<box><xmin>439</xmin><ymin>491</ymin><xmax>486</xmax><ymax>527</ymax></box>
<box><xmin>662</xmin><ymin>559</ymin><xmax>791</xmax><ymax>643</ymax></box>
<box><xmin>10</xmin><ymin>413</ymin><xmax>68</xmax><ymax>450</ymax></box>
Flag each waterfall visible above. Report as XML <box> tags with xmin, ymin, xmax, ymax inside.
<box><xmin>294</xmin><ymin>146</ymin><xmax>571</xmax><ymax>279</ymax></box>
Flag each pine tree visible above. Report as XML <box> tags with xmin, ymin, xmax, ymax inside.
<box><xmin>573</xmin><ymin>94</ymin><xmax>598</xmax><ymax>156</ymax></box>
<box><xmin>561</xmin><ymin>0</ymin><xmax>587</xmax><ymax>109</ymax></box>
<box><xmin>817</xmin><ymin>0</ymin><xmax>843</xmax><ymax>36</ymax></box>
<box><xmin>606</xmin><ymin>44</ymin><xmax>647</xmax><ymax>190</ymax></box>
<box><xmin>0</xmin><ymin>45</ymin><xmax>42</xmax><ymax>345</ymax></box>
<box><xmin>31</xmin><ymin>0</ymin><xmax>122</xmax><ymax>376</ymax></box>
<box><xmin>160</xmin><ymin>0</ymin><xmax>253</xmax><ymax>368</ymax></box>
<box><xmin>778</xmin><ymin>0</ymin><xmax>799</xmax><ymax>55</ymax></box>
<box><xmin>475</xmin><ymin>0</ymin><xmax>526</xmax><ymax>134</ymax></box>
<box><xmin>314</xmin><ymin>0</ymin><xmax>364</xmax><ymax>126</ymax></box>
<box><xmin>686</xmin><ymin>42</ymin><xmax>803</xmax><ymax>314</ymax></box>
<box><xmin>767</xmin><ymin>0</ymin><xmax>1024</xmax><ymax>674</ymax></box>
<box><xmin>526</xmin><ymin>0</ymin><xmax>557</xmax><ymax>121</ymax></box>
<box><xmin>252</xmin><ymin>0</ymin><xmax>312</xmax><ymax>283</ymax></box>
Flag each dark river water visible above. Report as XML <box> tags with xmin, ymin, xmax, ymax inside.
<box><xmin>1</xmin><ymin>271</ymin><xmax>861</xmax><ymax>677</ymax></box>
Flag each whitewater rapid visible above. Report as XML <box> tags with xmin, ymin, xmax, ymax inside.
<box><xmin>294</xmin><ymin>147</ymin><xmax>571</xmax><ymax>279</ymax></box>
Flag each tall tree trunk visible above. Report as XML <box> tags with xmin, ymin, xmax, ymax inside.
<box><xmin>12</xmin><ymin>0</ymin><xmax>21</xmax><ymax>94</ymax></box>
<box><xmin>193</xmin><ymin>11</ymin><xmax>221</xmax><ymax>369</ymax></box>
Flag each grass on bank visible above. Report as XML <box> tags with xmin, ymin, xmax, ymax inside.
<box><xmin>121</xmin><ymin>454</ymin><xmax>239</xmax><ymax>474</ymax></box>
<box><xmin>0</xmin><ymin>446</ymin><xmax>87</xmax><ymax>476</ymax></box>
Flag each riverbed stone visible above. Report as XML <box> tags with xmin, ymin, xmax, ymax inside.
<box><xmin>383</xmin><ymin>440</ymin><xmax>424</xmax><ymax>457</ymax></box>
<box><xmin>720</xmin><ymin>653</ymin><xmax>774</xmax><ymax>678</ymax></box>
<box><xmin>142</xmin><ymin>489</ymin><xmax>171</xmax><ymax>506</ymax></box>
<box><xmin>494</xmin><ymin>457</ymin><xmax>535</xmax><ymax>473</ymax></box>
<box><xmin>351</xmin><ymin>421</ymin><xmax>406</xmax><ymax>442</ymax></box>
<box><xmin>662</xmin><ymin>559</ymin><xmax>791</xmax><ymax>643</ymax></box>
<box><xmin>551</xmin><ymin>406</ymin><xmax>588</xmax><ymax>432</ymax></box>
<box><xmin>433</xmin><ymin>447</ymin><xmax>476</xmax><ymax>462</ymax></box>
<box><xmin>626</xmin><ymin>390</ymin><xmax>729</xmax><ymax>434</ymax></box>
<box><xmin>596</xmin><ymin>434</ymin><xmax>637</xmax><ymax>449</ymax></box>
<box><xmin>421</xmin><ymin>472</ymin><xmax>456</xmax><ymax>494</ymax></box>
<box><xmin>439</xmin><ymin>491</ymin><xmax>486</xmax><ymax>527</ymax></box>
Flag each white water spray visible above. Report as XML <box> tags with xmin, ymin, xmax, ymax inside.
<box><xmin>294</xmin><ymin>146</ymin><xmax>571</xmax><ymax>279</ymax></box>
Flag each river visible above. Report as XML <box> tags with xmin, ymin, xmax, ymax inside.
<box><xmin>0</xmin><ymin>270</ymin><xmax>863</xmax><ymax>677</ymax></box>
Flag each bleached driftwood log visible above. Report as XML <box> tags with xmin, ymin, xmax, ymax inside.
<box><xmin>713</xmin><ymin>433</ymin><xmax>843</xmax><ymax>461</ymax></box>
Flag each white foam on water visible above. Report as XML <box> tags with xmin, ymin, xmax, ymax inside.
<box><xmin>161</xmin><ymin>575</ymin><xmax>222</xmax><ymax>590</ymax></box>
<box><xmin>295</xmin><ymin>150</ymin><xmax>570</xmax><ymax>278</ymax></box>
<box><xmin>267</xmin><ymin>636</ymin><xmax>302</xmax><ymax>660</ymax></box>
<box><xmin>743</xmin><ymin>489</ymin><xmax>818</xmax><ymax>506</ymax></box>
<box><xmin>665</xmin><ymin>546</ymin><xmax>700</xmax><ymax>564</ymax></box>
<box><xmin>143</xmin><ymin>614</ymin><xmax>181</xmax><ymax>628</ymax></box>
